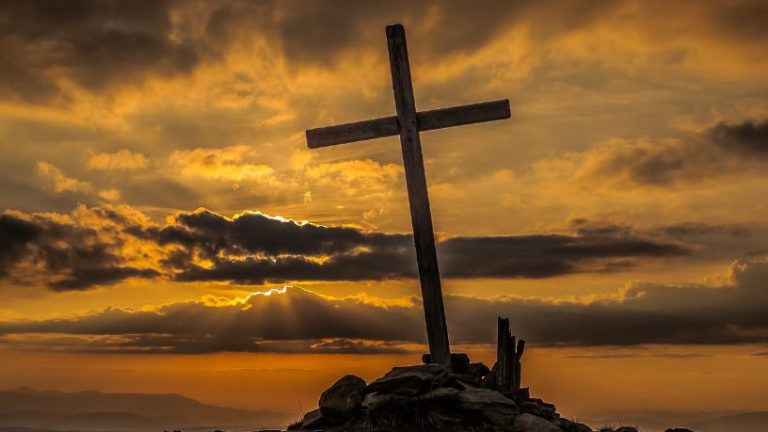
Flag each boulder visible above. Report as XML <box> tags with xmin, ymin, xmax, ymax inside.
<box><xmin>455</xmin><ymin>387</ymin><xmax>519</xmax><ymax>426</ymax></box>
<box><xmin>481</xmin><ymin>362</ymin><xmax>498</xmax><ymax>389</ymax></box>
<box><xmin>422</xmin><ymin>352</ymin><xmax>471</xmax><ymax>373</ymax></box>
<box><xmin>466</xmin><ymin>362</ymin><xmax>491</xmax><ymax>379</ymax></box>
<box><xmin>421</xmin><ymin>386</ymin><xmax>461</xmax><ymax>401</ymax></box>
<box><xmin>361</xmin><ymin>391</ymin><xmax>387</xmax><ymax>408</ymax></box>
<box><xmin>298</xmin><ymin>408</ymin><xmax>325</xmax><ymax>429</ymax></box>
<box><xmin>318</xmin><ymin>374</ymin><xmax>366</xmax><ymax>424</ymax></box>
<box><xmin>507</xmin><ymin>386</ymin><xmax>531</xmax><ymax>403</ymax></box>
<box><xmin>367</xmin><ymin>364</ymin><xmax>453</xmax><ymax>396</ymax></box>
<box><xmin>513</xmin><ymin>413</ymin><xmax>563</xmax><ymax>432</ymax></box>
<box><xmin>615</xmin><ymin>428</ymin><xmax>639</xmax><ymax>432</ymax></box>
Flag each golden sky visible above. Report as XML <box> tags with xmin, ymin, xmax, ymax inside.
<box><xmin>1</xmin><ymin>0</ymin><xmax>768</xmax><ymax>421</ymax></box>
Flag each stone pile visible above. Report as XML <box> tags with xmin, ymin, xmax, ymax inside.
<box><xmin>288</xmin><ymin>354</ymin><xmax>593</xmax><ymax>432</ymax></box>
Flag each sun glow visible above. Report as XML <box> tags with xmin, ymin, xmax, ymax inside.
<box><xmin>247</xmin><ymin>285</ymin><xmax>291</xmax><ymax>298</ymax></box>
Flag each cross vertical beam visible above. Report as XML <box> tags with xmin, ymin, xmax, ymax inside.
<box><xmin>386</xmin><ymin>24</ymin><xmax>451</xmax><ymax>365</ymax></box>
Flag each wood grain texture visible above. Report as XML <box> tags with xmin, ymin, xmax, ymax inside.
<box><xmin>305</xmin><ymin>100</ymin><xmax>510</xmax><ymax>148</ymax></box>
<box><xmin>306</xmin><ymin>116</ymin><xmax>398</xmax><ymax>148</ymax></box>
<box><xmin>496</xmin><ymin>317</ymin><xmax>510</xmax><ymax>389</ymax></box>
<box><xmin>418</xmin><ymin>99</ymin><xmax>510</xmax><ymax>132</ymax></box>
<box><xmin>387</xmin><ymin>23</ymin><xmax>451</xmax><ymax>365</ymax></box>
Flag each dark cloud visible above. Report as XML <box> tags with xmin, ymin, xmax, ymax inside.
<box><xmin>0</xmin><ymin>214</ymin><xmax>40</xmax><ymax>276</ymax></box>
<box><xmin>585</xmin><ymin>117</ymin><xmax>768</xmax><ymax>186</ymax></box>
<box><xmin>159</xmin><ymin>210</ymin><xmax>688</xmax><ymax>284</ymax></box>
<box><xmin>566</xmin><ymin>352</ymin><xmax>709</xmax><ymax>360</ymax></box>
<box><xmin>0</xmin><ymin>0</ymin><xmax>629</xmax><ymax>103</ymax></box>
<box><xmin>439</xmin><ymin>233</ymin><xmax>687</xmax><ymax>279</ymax></box>
<box><xmin>710</xmin><ymin>120</ymin><xmax>768</xmax><ymax>156</ymax></box>
<box><xmin>0</xmin><ymin>206</ymin><xmax>697</xmax><ymax>289</ymax></box>
<box><xmin>0</xmin><ymin>0</ymin><xmax>199</xmax><ymax>102</ymax></box>
<box><xmin>49</xmin><ymin>266</ymin><xmax>160</xmax><ymax>292</ymax></box>
<box><xmin>146</xmin><ymin>209</ymin><xmax>411</xmax><ymax>257</ymax></box>
<box><xmin>0</xmin><ymin>211</ymin><xmax>158</xmax><ymax>290</ymax></box>
<box><xmin>2</xmin><ymin>255</ymin><xmax>768</xmax><ymax>353</ymax></box>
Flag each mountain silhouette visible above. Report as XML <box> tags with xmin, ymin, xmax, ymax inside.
<box><xmin>0</xmin><ymin>388</ymin><xmax>289</xmax><ymax>431</ymax></box>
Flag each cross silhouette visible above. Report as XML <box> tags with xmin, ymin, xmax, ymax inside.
<box><xmin>306</xmin><ymin>24</ymin><xmax>511</xmax><ymax>365</ymax></box>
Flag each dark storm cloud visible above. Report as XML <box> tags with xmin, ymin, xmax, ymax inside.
<box><xmin>144</xmin><ymin>209</ymin><xmax>411</xmax><ymax>257</ymax></box>
<box><xmin>0</xmin><ymin>0</ymin><xmax>198</xmax><ymax>101</ymax></box>
<box><xmin>0</xmin><ymin>211</ymin><xmax>158</xmax><ymax>290</ymax></box>
<box><xmin>49</xmin><ymin>266</ymin><xmax>159</xmax><ymax>292</ymax></box>
<box><xmin>156</xmin><ymin>209</ymin><xmax>688</xmax><ymax>284</ymax></box>
<box><xmin>0</xmin><ymin>214</ymin><xmax>41</xmax><ymax>276</ymax></box>
<box><xmin>204</xmin><ymin>0</ymin><xmax>621</xmax><ymax>65</ymax></box>
<box><xmin>0</xmin><ymin>286</ymin><xmax>424</xmax><ymax>353</ymax></box>
<box><xmin>4</xmin><ymin>206</ymin><xmax>748</xmax><ymax>290</ymax></box>
<box><xmin>710</xmin><ymin>120</ymin><xmax>768</xmax><ymax>157</ymax></box>
<box><xmin>439</xmin><ymin>233</ymin><xmax>687</xmax><ymax>279</ymax></box>
<box><xmin>587</xmin><ymin>117</ymin><xmax>768</xmax><ymax>186</ymax></box>
<box><xmin>2</xmin><ymin>255</ymin><xmax>768</xmax><ymax>353</ymax></box>
<box><xmin>0</xmin><ymin>0</ymin><xmax>626</xmax><ymax>103</ymax></box>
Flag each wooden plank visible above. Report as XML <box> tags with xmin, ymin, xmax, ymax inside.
<box><xmin>387</xmin><ymin>23</ymin><xmax>451</xmax><ymax>366</ymax></box>
<box><xmin>306</xmin><ymin>116</ymin><xmax>398</xmax><ymax>149</ymax></box>
<box><xmin>304</xmin><ymin>100</ymin><xmax>510</xmax><ymax>148</ymax></box>
<box><xmin>496</xmin><ymin>317</ymin><xmax>509</xmax><ymax>389</ymax></box>
<box><xmin>514</xmin><ymin>339</ymin><xmax>525</xmax><ymax>390</ymax></box>
<box><xmin>418</xmin><ymin>99</ymin><xmax>510</xmax><ymax>132</ymax></box>
<box><xmin>507</xmin><ymin>335</ymin><xmax>516</xmax><ymax>391</ymax></box>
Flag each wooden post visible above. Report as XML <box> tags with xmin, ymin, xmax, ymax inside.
<box><xmin>514</xmin><ymin>339</ymin><xmax>525</xmax><ymax>390</ymax></box>
<box><xmin>496</xmin><ymin>316</ymin><xmax>526</xmax><ymax>392</ymax></box>
<box><xmin>507</xmin><ymin>335</ymin><xmax>516</xmax><ymax>391</ymax></box>
<box><xmin>496</xmin><ymin>317</ymin><xmax>510</xmax><ymax>389</ymax></box>
<box><xmin>386</xmin><ymin>24</ymin><xmax>450</xmax><ymax>365</ymax></box>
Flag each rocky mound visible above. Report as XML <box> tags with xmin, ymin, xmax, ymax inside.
<box><xmin>288</xmin><ymin>355</ymin><xmax>593</xmax><ymax>432</ymax></box>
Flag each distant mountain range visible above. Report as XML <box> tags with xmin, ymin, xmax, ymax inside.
<box><xmin>583</xmin><ymin>410</ymin><xmax>768</xmax><ymax>432</ymax></box>
<box><xmin>0</xmin><ymin>387</ymin><xmax>290</xmax><ymax>431</ymax></box>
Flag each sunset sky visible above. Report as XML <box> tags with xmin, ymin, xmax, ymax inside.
<box><xmin>1</xmin><ymin>0</ymin><xmax>768</xmax><ymax>421</ymax></box>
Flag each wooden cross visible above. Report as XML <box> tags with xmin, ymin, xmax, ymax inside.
<box><xmin>305</xmin><ymin>24</ymin><xmax>511</xmax><ymax>365</ymax></box>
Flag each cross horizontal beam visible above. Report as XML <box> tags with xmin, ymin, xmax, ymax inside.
<box><xmin>306</xmin><ymin>99</ymin><xmax>510</xmax><ymax>149</ymax></box>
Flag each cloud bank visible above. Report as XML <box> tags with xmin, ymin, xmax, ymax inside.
<box><xmin>0</xmin><ymin>205</ymin><xmax>703</xmax><ymax>290</ymax></box>
<box><xmin>2</xmin><ymin>254</ymin><xmax>767</xmax><ymax>353</ymax></box>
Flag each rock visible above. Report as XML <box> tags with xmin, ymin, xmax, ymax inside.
<box><xmin>665</xmin><ymin>429</ymin><xmax>694</xmax><ymax>432</ymax></box>
<box><xmin>299</xmin><ymin>408</ymin><xmax>325</xmax><ymax>429</ymax></box>
<box><xmin>361</xmin><ymin>392</ymin><xmax>392</xmax><ymax>409</ymax></box>
<box><xmin>367</xmin><ymin>364</ymin><xmax>453</xmax><ymax>396</ymax></box>
<box><xmin>513</xmin><ymin>413</ymin><xmax>563</xmax><ymax>432</ymax></box>
<box><xmin>318</xmin><ymin>374</ymin><xmax>366</xmax><ymax>424</ymax></box>
<box><xmin>455</xmin><ymin>387</ymin><xmax>519</xmax><ymax>426</ymax></box>
<box><xmin>466</xmin><ymin>361</ymin><xmax>490</xmax><ymax>379</ymax></box>
<box><xmin>421</xmin><ymin>386</ymin><xmax>461</xmax><ymax>401</ymax></box>
<box><xmin>422</xmin><ymin>352</ymin><xmax>471</xmax><ymax>373</ymax></box>
<box><xmin>615</xmin><ymin>428</ymin><xmax>639</xmax><ymax>432</ymax></box>
<box><xmin>481</xmin><ymin>369</ymin><xmax>497</xmax><ymax>389</ymax></box>
<box><xmin>507</xmin><ymin>386</ymin><xmax>530</xmax><ymax>402</ymax></box>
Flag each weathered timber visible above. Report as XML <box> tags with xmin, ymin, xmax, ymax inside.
<box><xmin>387</xmin><ymin>24</ymin><xmax>451</xmax><ymax>365</ymax></box>
<box><xmin>306</xmin><ymin>99</ymin><xmax>510</xmax><ymax>148</ymax></box>
<box><xmin>417</xmin><ymin>99</ymin><xmax>510</xmax><ymax>132</ymax></box>
<box><xmin>507</xmin><ymin>335</ymin><xmax>516</xmax><ymax>391</ymax></box>
<box><xmin>496</xmin><ymin>316</ymin><xmax>525</xmax><ymax>392</ymax></box>
<box><xmin>496</xmin><ymin>317</ymin><xmax>510</xmax><ymax>389</ymax></box>
<box><xmin>514</xmin><ymin>339</ymin><xmax>525</xmax><ymax>390</ymax></box>
<box><xmin>306</xmin><ymin>116</ymin><xmax>398</xmax><ymax>148</ymax></box>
